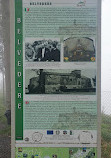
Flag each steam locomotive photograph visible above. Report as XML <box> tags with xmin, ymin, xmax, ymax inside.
<box><xmin>25</xmin><ymin>69</ymin><xmax>96</xmax><ymax>95</ymax></box>
<box><xmin>64</xmin><ymin>37</ymin><xmax>96</xmax><ymax>62</ymax></box>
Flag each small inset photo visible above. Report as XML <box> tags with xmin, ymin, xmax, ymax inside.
<box><xmin>69</xmin><ymin>147</ymin><xmax>97</xmax><ymax>158</ymax></box>
<box><xmin>63</xmin><ymin>37</ymin><xmax>96</xmax><ymax>62</ymax></box>
<box><xmin>25</xmin><ymin>39</ymin><xmax>61</xmax><ymax>62</ymax></box>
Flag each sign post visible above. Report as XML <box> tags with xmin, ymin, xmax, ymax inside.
<box><xmin>11</xmin><ymin>0</ymin><xmax>101</xmax><ymax>157</ymax></box>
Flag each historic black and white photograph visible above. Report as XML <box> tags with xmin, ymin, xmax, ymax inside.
<box><xmin>25</xmin><ymin>39</ymin><xmax>61</xmax><ymax>62</ymax></box>
<box><xmin>64</xmin><ymin>37</ymin><xmax>96</xmax><ymax>62</ymax></box>
<box><xmin>25</xmin><ymin>69</ymin><xmax>96</xmax><ymax>94</ymax></box>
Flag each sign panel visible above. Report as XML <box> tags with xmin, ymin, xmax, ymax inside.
<box><xmin>11</xmin><ymin>0</ymin><xmax>101</xmax><ymax>157</ymax></box>
<box><xmin>16</xmin><ymin>147</ymin><xmax>97</xmax><ymax>158</ymax></box>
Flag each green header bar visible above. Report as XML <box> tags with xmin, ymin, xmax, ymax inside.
<box><xmin>15</xmin><ymin>0</ymin><xmax>23</xmax><ymax>140</ymax></box>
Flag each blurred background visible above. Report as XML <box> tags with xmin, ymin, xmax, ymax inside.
<box><xmin>101</xmin><ymin>0</ymin><xmax>111</xmax><ymax>157</ymax></box>
<box><xmin>0</xmin><ymin>1</ymin><xmax>11</xmax><ymax>158</ymax></box>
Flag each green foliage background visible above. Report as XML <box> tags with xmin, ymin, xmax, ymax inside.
<box><xmin>101</xmin><ymin>113</ymin><xmax>111</xmax><ymax>158</ymax></box>
<box><xmin>0</xmin><ymin>93</ymin><xmax>11</xmax><ymax>136</ymax></box>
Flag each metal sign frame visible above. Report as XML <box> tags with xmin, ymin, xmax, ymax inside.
<box><xmin>10</xmin><ymin>0</ymin><xmax>101</xmax><ymax>157</ymax></box>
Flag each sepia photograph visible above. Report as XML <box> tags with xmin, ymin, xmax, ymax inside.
<box><xmin>25</xmin><ymin>69</ymin><xmax>96</xmax><ymax>95</ymax></box>
<box><xmin>25</xmin><ymin>39</ymin><xmax>61</xmax><ymax>62</ymax></box>
<box><xmin>64</xmin><ymin>37</ymin><xmax>96</xmax><ymax>62</ymax></box>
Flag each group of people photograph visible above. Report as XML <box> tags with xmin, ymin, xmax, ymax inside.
<box><xmin>25</xmin><ymin>39</ymin><xmax>61</xmax><ymax>62</ymax></box>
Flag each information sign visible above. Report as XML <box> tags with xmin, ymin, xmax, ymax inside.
<box><xmin>10</xmin><ymin>0</ymin><xmax>101</xmax><ymax>157</ymax></box>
